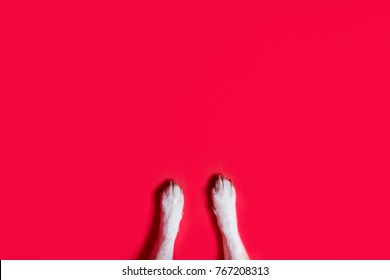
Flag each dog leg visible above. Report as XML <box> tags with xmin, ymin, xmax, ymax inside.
<box><xmin>212</xmin><ymin>175</ymin><xmax>249</xmax><ymax>260</ymax></box>
<box><xmin>150</xmin><ymin>181</ymin><xmax>184</xmax><ymax>260</ymax></box>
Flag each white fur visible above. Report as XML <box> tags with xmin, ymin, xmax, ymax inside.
<box><xmin>151</xmin><ymin>181</ymin><xmax>184</xmax><ymax>260</ymax></box>
<box><xmin>151</xmin><ymin>176</ymin><xmax>249</xmax><ymax>260</ymax></box>
<box><xmin>212</xmin><ymin>176</ymin><xmax>249</xmax><ymax>260</ymax></box>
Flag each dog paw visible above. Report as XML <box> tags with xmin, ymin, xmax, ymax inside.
<box><xmin>212</xmin><ymin>175</ymin><xmax>238</xmax><ymax>234</ymax></box>
<box><xmin>160</xmin><ymin>181</ymin><xmax>184</xmax><ymax>238</ymax></box>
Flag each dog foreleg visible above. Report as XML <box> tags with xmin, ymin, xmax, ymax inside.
<box><xmin>212</xmin><ymin>175</ymin><xmax>249</xmax><ymax>260</ymax></box>
<box><xmin>150</xmin><ymin>181</ymin><xmax>184</xmax><ymax>260</ymax></box>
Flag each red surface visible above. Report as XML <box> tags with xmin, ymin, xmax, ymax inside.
<box><xmin>1</xmin><ymin>0</ymin><xmax>390</xmax><ymax>260</ymax></box>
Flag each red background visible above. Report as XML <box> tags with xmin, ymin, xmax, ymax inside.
<box><xmin>1</xmin><ymin>0</ymin><xmax>390</xmax><ymax>259</ymax></box>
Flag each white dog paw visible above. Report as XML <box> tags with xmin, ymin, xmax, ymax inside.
<box><xmin>212</xmin><ymin>175</ymin><xmax>238</xmax><ymax>234</ymax></box>
<box><xmin>160</xmin><ymin>181</ymin><xmax>184</xmax><ymax>238</ymax></box>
